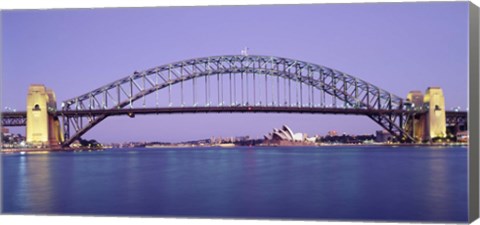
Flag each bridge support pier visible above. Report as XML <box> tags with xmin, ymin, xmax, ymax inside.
<box><xmin>424</xmin><ymin>87</ymin><xmax>447</xmax><ymax>141</ymax></box>
<box><xmin>405</xmin><ymin>87</ymin><xmax>446</xmax><ymax>143</ymax></box>
<box><xmin>26</xmin><ymin>84</ymin><xmax>63</xmax><ymax>148</ymax></box>
<box><xmin>405</xmin><ymin>91</ymin><xmax>425</xmax><ymax>142</ymax></box>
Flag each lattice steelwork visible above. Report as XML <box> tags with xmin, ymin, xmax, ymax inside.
<box><xmin>61</xmin><ymin>55</ymin><xmax>414</xmax><ymax>147</ymax></box>
<box><xmin>1</xmin><ymin>112</ymin><xmax>27</xmax><ymax>127</ymax></box>
<box><xmin>445</xmin><ymin>111</ymin><xmax>468</xmax><ymax>134</ymax></box>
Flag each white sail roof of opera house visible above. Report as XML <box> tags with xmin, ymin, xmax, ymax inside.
<box><xmin>265</xmin><ymin>125</ymin><xmax>304</xmax><ymax>142</ymax></box>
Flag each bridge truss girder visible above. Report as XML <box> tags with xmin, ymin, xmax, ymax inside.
<box><xmin>445</xmin><ymin>113</ymin><xmax>468</xmax><ymax>135</ymax></box>
<box><xmin>1</xmin><ymin>112</ymin><xmax>28</xmax><ymax>127</ymax></box>
<box><xmin>1</xmin><ymin>116</ymin><xmax>27</xmax><ymax>127</ymax></box>
<box><xmin>61</xmin><ymin>55</ymin><xmax>417</xmax><ymax>147</ymax></box>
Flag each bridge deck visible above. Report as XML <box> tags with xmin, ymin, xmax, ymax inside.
<box><xmin>1</xmin><ymin>107</ymin><xmax>466</xmax><ymax>127</ymax></box>
<box><xmin>58</xmin><ymin>106</ymin><xmax>412</xmax><ymax>116</ymax></box>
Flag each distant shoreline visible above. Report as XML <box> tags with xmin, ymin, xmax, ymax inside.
<box><xmin>1</xmin><ymin>142</ymin><xmax>468</xmax><ymax>153</ymax></box>
<box><xmin>0</xmin><ymin>147</ymin><xmax>104</xmax><ymax>154</ymax></box>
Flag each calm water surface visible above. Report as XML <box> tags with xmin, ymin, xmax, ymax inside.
<box><xmin>2</xmin><ymin>146</ymin><xmax>468</xmax><ymax>222</ymax></box>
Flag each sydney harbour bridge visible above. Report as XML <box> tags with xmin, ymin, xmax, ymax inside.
<box><xmin>1</xmin><ymin>55</ymin><xmax>468</xmax><ymax>147</ymax></box>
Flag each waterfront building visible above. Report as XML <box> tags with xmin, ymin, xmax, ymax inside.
<box><xmin>375</xmin><ymin>130</ymin><xmax>392</xmax><ymax>143</ymax></box>
<box><xmin>327</xmin><ymin>130</ymin><xmax>338</xmax><ymax>136</ymax></box>
<box><xmin>456</xmin><ymin>131</ymin><xmax>468</xmax><ymax>142</ymax></box>
<box><xmin>264</xmin><ymin>125</ymin><xmax>316</xmax><ymax>145</ymax></box>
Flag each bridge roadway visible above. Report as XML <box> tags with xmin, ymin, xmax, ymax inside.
<box><xmin>1</xmin><ymin>107</ymin><xmax>467</xmax><ymax>127</ymax></box>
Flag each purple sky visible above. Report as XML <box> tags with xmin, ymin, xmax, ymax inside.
<box><xmin>2</xmin><ymin>2</ymin><xmax>469</xmax><ymax>143</ymax></box>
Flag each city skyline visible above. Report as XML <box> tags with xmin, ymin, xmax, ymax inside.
<box><xmin>2</xmin><ymin>2</ymin><xmax>469</xmax><ymax>142</ymax></box>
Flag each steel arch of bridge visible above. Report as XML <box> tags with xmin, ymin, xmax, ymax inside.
<box><xmin>61</xmin><ymin>55</ymin><xmax>414</xmax><ymax>147</ymax></box>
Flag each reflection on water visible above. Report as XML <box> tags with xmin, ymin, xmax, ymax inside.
<box><xmin>16</xmin><ymin>156</ymin><xmax>28</xmax><ymax>211</ymax></box>
<box><xmin>29</xmin><ymin>155</ymin><xmax>53</xmax><ymax>212</ymax></box>
<box><xmin>2</xmin><ymin>146</ymin><xmax>468</xmax><ymax>222</ymax></box>
<box><xmin>11</xmin><ymin>155</ymin><xmax>54</xmax><ymax>213</ymax></box>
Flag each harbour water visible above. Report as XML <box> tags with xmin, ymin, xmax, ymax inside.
<box><xmin>2</xmin><ymin>146</ymin><xmax>468</xmax><ymax>222</ymax></box>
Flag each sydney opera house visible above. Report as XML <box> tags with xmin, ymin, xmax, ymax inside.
<box><xmin>264</xmin><ymin>125</ymin><xmax>317</xmax><ymax>146</ymax></box>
